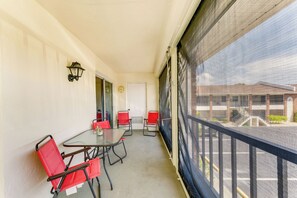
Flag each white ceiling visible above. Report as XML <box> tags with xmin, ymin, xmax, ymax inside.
<box><xmin>36</xmin><ymin>0</ymin><xmax>196</xmax><ymax>74</ymax></box>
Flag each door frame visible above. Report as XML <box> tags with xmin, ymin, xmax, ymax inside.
<box><xmin>95</xmin><ymin>75</ymin><xmax>113</xmax><ymax>126</ymax></box>
<box><xmin>126</xmin><ymin>82</ymin><xmax>147</xmax><ymax>129</ymax></box>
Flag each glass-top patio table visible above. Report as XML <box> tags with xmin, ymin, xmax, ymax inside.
<box><xmin>63</xmin><ymin>128</ymin><xmax>125</xmax><ymax>190</ymax></box>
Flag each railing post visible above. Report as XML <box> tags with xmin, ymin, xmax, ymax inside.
<box><xmin>209</xmin><ymin>128</ymin><xmax>214</xmax><ymax>188</ymax></box>
<box><xmin>277</xmin><ymin>157</ymin><xmax>288</xmax><ymax>198</ymax></box>
<box><xmin>197</xmin><ymin>122</ymin><xmax>200</xmax><ymax>167</ymax></box>
<box><xmin>249</xmin><ymin>145</ymin><xmax>257</xmax><ymax>198</ymax></box>
<box><xmin>193</xmin><ymin>120</ymin><xmax>199</xmax><ymax>166</ymax></box>
<box><xmin>202</xmin><ymin>125</ymin><xmax>206</xmax><ymax>176</ymax></box>
<box><xmin>187</xmin><ymin>115</ymin><xmax>297</xmax><ymax>198</ymax></box>
<box><xmin>219</xmin><ymin>132</ymin><xmax>224</xmax><ymax>198</ymax></box>
<box><xmin>231</xmin><ymin>137</ymin><xmax>237</xmax><ymax>198</ymax></box>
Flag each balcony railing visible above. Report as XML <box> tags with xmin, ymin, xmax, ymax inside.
<box><xmin>187</xmin><ymin>115</ymin><xmax>297</xmax><ymax>198</ymax></box>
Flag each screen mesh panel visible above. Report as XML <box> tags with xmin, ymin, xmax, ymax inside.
<box><xmin>177</xmin><ymin>0</ymin><xmax>297</xmax><ymax>197</ymax></box>
<box><xmin>159</xmin><ymin>59</ymin><xmax>172</xmax><ymax>152</ymax></box>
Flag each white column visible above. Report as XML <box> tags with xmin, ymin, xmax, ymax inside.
<box><xmin>171</xmin><ymin>47</ymin><xmax>179</xmax><ymax>168</ymax></box>
<box><xmin>0</xmin><ymin>21</ymin><xmax>4</xmax><ymax>197</ymax></box>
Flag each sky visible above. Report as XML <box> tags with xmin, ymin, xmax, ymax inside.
<box><xmin>197</xmin><ymin>0</ymin><xmax>297</xmax><ymax>86</ymax></box>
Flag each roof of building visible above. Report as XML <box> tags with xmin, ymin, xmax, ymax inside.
<box><xmin>197</xmin><ymin>81</ymin><xmax>297</xmax><ymax>95</ymax></box>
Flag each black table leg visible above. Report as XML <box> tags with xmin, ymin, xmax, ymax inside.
<box><xmin>107</xmin><ymin>146</ymin><xmax>123</xmax><ymax>165</ymax></box>
<box><xmin>102</xmin><ymin>147</ymin><xmax>113</xmax><ymax>190</ymax></box>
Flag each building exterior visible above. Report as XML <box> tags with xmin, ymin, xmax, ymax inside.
<box><xmin>196</xmin><ymin>81</ymin><xmax>297</xmax><ymax>123</ymax></box>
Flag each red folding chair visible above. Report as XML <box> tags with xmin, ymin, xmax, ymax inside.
<box><xmin>143</xmin><ymin>111</ymin><xmax>159</xmax><ymax>137</ymax></box>
<box><xmin>93</xmin><ymin>120</ymin><xmax>111</xmax><ymax>129</ymax></box>
<box><xmin>96</xmin><ymin>111</ymin><xmax>110</xmax><ymax>123</ymax></box>
<box><xmin>117</xmin><ymin>110</ymin><xmax>132</xmax><ymax>136</ymax></box>
<box><xmin>35</xmin><ymin>135</ymin><xmax>101</xmax><ymax>198</ymax></box>
<box><xmin>94</xmin><ymin>120</ymin><xmax>127</xmax><ymax>165</ymax></box>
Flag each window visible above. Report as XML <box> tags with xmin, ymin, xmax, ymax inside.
<box><xmin>231</xmin><ymin>96</ymin><xmax>248</xmax><ymax>107</ymax></box>
<box><xmin>232</xmin><ymin>96</ymin><xmax>238</xmax><ymax>102</ymax></box>
<box><xmin>213</xmin><ymin>96</ymin><xmax>226</xmax><ymax>106</ymax></box>
<box><xmin>270</xmin><ymin>95</ymin><xmax>283</xmax><ymax>105</ymax></box>
<box><xmin>240</xmin><ymin>96</ymin><xmax>249</xmax><ymax>106</ymax></box>
<box><xmin>252</xmin><ymin>95</ymin><xmax>266</xmax><ymax>105</ymax></box>
<box><xmin>197</xmin><ymin>96</ymin><xmax>209</xmax><ymax>106</ymax></box>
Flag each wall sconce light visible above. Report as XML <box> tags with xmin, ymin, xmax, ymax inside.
<box><xmin>118</xmin><ymin>85</ymin><xmax>125</xmax><ymax>93</ymax></box>
<box><xmin>67</xmin><ymin>62</ymin><xmax>85</xmax><ymax>82</ymax></box>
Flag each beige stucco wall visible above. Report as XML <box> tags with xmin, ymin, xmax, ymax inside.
<box><xmin>0</xmin><ymin>0</ymin><xmax>118</xmax><ymax>197</ymax></box>
<box><xmin>0</xmin><ymin>16</ymin><xmax>4</xmax><ymax>197</ymax></box>
<box><xmin>0</xmin><ymin>15</ymin><xmax>95</xmax><ymax>198</ymax></box>
<box><xmin>0</xmin><ymin>1</ymin><xmax>159</xmax><ymax>198</ymax></box>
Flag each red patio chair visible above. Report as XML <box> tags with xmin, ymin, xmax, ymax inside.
<box><xmin>96</xmin><ymin>111</ymin><xmax>110</xmax><ymax>123</ymax></box>
<box><xmin>35</xmin><ymin>135</ymin><xmax>101</xmax><ymax>198</ymax></box>
<box><xmin>89</xmin><ymin>119</ymin><xmax>108</xmax><ymax>159</ymax></box>
<box><xmin>143</xmin><ymin>111</ymin><xmax>159</xmax><ymax>137</ymax></box>
<box><xmin>95</xmin><ymin>120</ymin><xmax>111</xmax><ymax>129</ymax></box>
<box><xmin>94</xmin><ymin>120</ymin><xmax>127</xmax><ymax>165</ymax></box>
<box><xmin>117</xmin><ymin>110</ymin><xmax>132</xmax><ymax>136</ymax></box>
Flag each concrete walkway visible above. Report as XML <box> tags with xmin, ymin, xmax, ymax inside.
<box><xmin>59</xmin><ymin>130</ymin><xmax>186</xmax><ymax>198</ymax></box>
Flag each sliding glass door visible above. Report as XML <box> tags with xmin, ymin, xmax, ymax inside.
<box><xmin>105</xmin><ymin>80</ymin><xmax>113</xmax><ymax>128</ymax></box>
<box><xmin>95</xmin><ymin>77</ymin><xmax>113</xmax><ymax>128</ymax></box>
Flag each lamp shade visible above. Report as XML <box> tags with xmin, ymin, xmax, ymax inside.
<box><xmin>67</xmin><ymin>62</ymin><xmax>85</xmax><ymax>81</ymax></box>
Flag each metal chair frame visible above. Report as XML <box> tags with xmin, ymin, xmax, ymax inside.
<box><xmin>117</xmin><ymin>110</ymin><xmax>133</xmax><ymax>136</ymax></box>
<box><xmin>92</xmin><ymin>120</ymin><xmax>128</xmax><ymax>165</ymax></box>
<box><xmin>143</xmin><ymin>111</ymin><xmax>159</xmax><ymax>137</ymax></box>
<box><xmin>36</xmin><ymin>135</ymin><xmax>101</xmax><ymax>198</ymax></box>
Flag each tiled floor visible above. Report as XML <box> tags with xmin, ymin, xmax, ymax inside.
<box><xmin>59</xmin><ymin>130</ymin><xmax>186</xmax><ymax>198</ymax></box>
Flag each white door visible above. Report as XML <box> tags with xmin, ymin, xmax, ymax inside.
<box><xmin>127</xmin><ymin>83</ymin><xmax>146</xmax><ymax>129</ymax></box>
<box><xmin>287</xmin><ymin>97</ymin><xmax>293</xmax><ymax>122</ymax></box>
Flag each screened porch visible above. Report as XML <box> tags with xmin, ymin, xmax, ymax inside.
<box><xmin>1</xmin><ymin>0</ymin><xmax>297</xmax><ymax>198</ymax></box>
